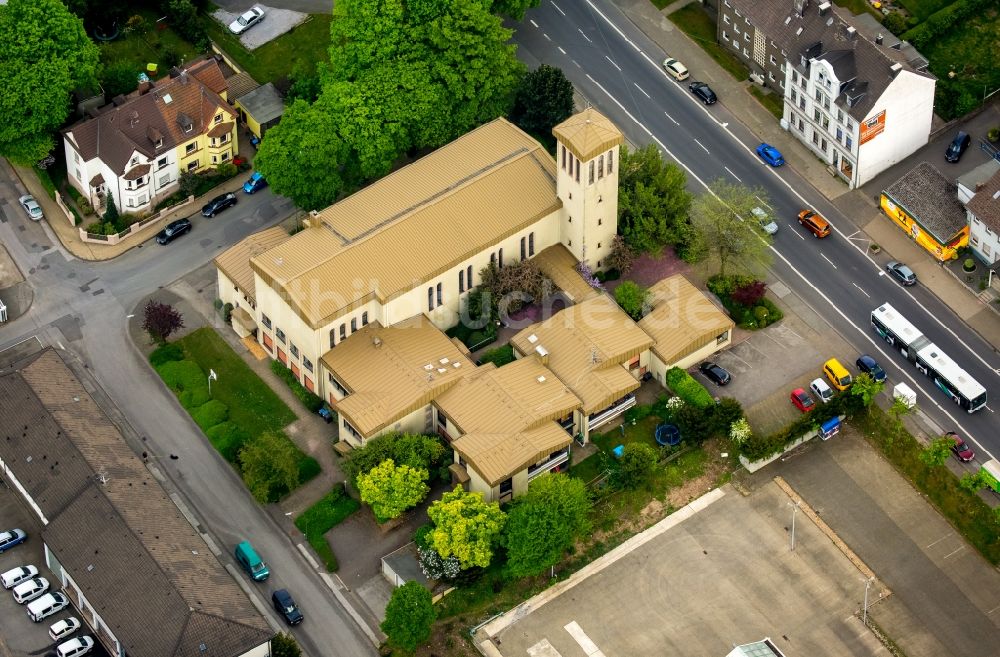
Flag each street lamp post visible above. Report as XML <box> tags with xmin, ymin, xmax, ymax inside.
<box><xmin>863</xmin><ymin>576</ymin><xmax>875</xmax><ymax>624</ymax></box>
<box><xmin>788</xmin><ymin>501</ymin><xmax>800</xmax><ymax>551</ymax></box>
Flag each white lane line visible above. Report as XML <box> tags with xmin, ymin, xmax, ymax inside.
<box><xmin>821</xmin><ymin>253</ymin><xmax>838</xmax><ymax>269</ymax></box>
<box><xmin>607</xmin><ymin>55</ymin><xmax>622</xmax><ymax>72</ymax></box>
<box><xmin>694</xmin><ymin>138</ymin><xmax>710</xmax><ymax>154</ymax></box>
<box><xmin>790</xmin><ymin>227</ymin><xmax>806</xmax><ymax>240</ymax></box>
<box><xmin>852</xmin><ymin>282</ymin><xmax>870</xmax><ymax>298</ymax></box>
<box><xmin>633</xmin><ymin>82</ymin><xmax>649</xmax><ymax>98</ymax></box>
<box><xmin>725</xmin><ymin>166</ymin><xmax>742</xmax><ymax>182</ymax></box>
<box><xmin>558</xmin><ymin>46</ymin><xmax>567</xmax><ymax>55</ymax></box>
<box><xmin>530</xmin><ymin>19</ymin><xmax>539</xmax><ymax>27</ymax></box>
<box><xmin>926</xmin><ymin>533</ymin><xmax>952</xmax><ymax>549</ymax></box>
<box><xmin>943</xmin><ymin>545</ymin><xmax>966</xmax><ymax>559</ymax></box>
<box><xmin>578</xmin><ymin>28</ymin><xmax>592</xmax><ymax>42</ymax></box>
<box><xmin>754</xmin><ymin>194</ymin><xmax>772</xmax><ymax>208</ymax></box>
<box><xmin>664</xmin><ymin>110</ymin><xmax>678</xmax><ymax>125</ymax></box>
<box><xmin>551</xmin><ymin>0</ymin><xmax>566</xmax><ymax>16</ymax></box>
<box><xmin>543</xmin><ymin>33</ymin><xmax>551</xmax><ymax>41</ymax></box>
<box><xmin>582</xmin><ymin>0</ymin><xmax>997</xmax><ymax>375</ymax></box>
<box><xmin>579</xmin><ymin>71</ymin><xmax>998</xmax><ymax>465</ymax></box>
<box><xmin>564</xmin><ymin>621</ymin><xmax>606</xmax><ymax>657</ymax></box>
<box><xmin>527</xmin><ymin>639</ymin><xmax>564</xmax><ymax>657</ymax></box>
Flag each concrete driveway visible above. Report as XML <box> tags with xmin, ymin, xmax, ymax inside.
<box><xmin>212</xmin><ymin>0</ymin><xmax>331</xmax><ymax>13</ymax></box>
<box><xmin>212</xmin><ymin>4</ymin><xmax>309</xmax><ymax>51</ymax></box>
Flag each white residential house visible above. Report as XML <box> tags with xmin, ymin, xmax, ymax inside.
<box><xmin>965</xmin><ymin>168</ymin><xmax>1000</xmax><ymax>265</ymax></box>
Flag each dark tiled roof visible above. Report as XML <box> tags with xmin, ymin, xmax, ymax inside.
<box><xmin>89</xmin><ymin>173</ymin><xmax>104</xmax><ymax>187</ymax></box>
<box><xmin>0</xmin><ymin>350</ymin><xmax>272</xmax><ymax>657</ymax></box>
<box><xmin>207</xmin><ymin>121</ymin><xmax>235</xmax><ymax>138</ymax></box>
<box><xmin>226</xmin><ymin>71</ymin><xmax>261</xmax><ymax>100</ymax></box>
<box><xmin>966</xmin><ymin>170</ymin><xmax>1000</xmax><ymax>233</ymax></box>
<box><xmin>122</xmin><ymin>163</ymin><xmax>151</xmax><ymax>180</ymax></box>
<box><xmin>728</xmin><ymin>0</ymin><xmax>933</xmax><ymax>120</ymax></box>
<box><xmin>883</xmin><ymin>162</ymin><xmax>967</xmax><ymax>242</ymax></box>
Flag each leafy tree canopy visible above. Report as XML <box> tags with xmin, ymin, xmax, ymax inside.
<box><xmin>427</xmin><ymin>487</ymin><xmax>505</xmax><ymax>569</ymax></box>
<box><xmin>342</xmin><ymin>432</ymin><xmax>446</xmax><ymax>487</ymax></box>
<box><xmin>239</xmin><ymin>432</ymin><xmax>301</xmax><ymax>503</ymax></box>
<box><xmin>688</xmin><ymin>180</ymin><xmax>773</xmax><ymax>278</ymax></box>
<box><xmin>510</xmin><ymin>64</ymin><xmax>574</xmax><ymax>145</ymax></box>
<box><xmin>381</xmin><ymin>581</ymin><xmax>435</xmax><ymax>652</ymax></box>
<box><xmin>613</xmin><ymin>280</ymin><xmax>650</xmax><ymax>321</ymax></box>
<box><xmin>617</xmin><ymin>145</ymin><xmax>693</xmax><ymax>256</ymax></box>
<box><xmin>0</xmin><ymin>0</ymin><xmax>100</xmax><ymax>164</ymax></box>
<box><xmin>270</xmin><ymin>633</ymin><xmax>302</xmax><ymax>657</ymax></box>
<box><xmin>142</xmin><ymin>300</ymin><xmax>184</xmax><ymax>345</ymax></box>
<box><xmin>491</xmin><ymin>0</ymin><xmax>540</xmax><ymax>20</ymax></box>
<box><xmin>356</xmin><ymin>459</ymin><xmax>429</xmax><ymax>522</ymax></box>
<box><xmin>503</xmin><ymin>474</ymin><xmax>591</xmax><ymax>578</ymax></box>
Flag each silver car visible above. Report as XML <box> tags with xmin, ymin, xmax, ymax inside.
<box><xmin>229</xmin><ymin>7</ymin><xmax>264</xmax><ymax>34</ymax></box>
<box><xmin>752</xmin><ymin>206</ymin><xmax>778</xmax><ymax>235</ymax></box>
<box><xmin>19</xmin><ymin>195</ymin><xmax>43</xmax><ymax>221</ymax></box>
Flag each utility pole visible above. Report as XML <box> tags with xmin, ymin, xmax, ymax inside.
<box><xmin>788</xmin><ymin>501</ymin><xmax>800</xmax><ymax>551</ymax></box>
<box><xmin>863</xmin><ymin>576</ymin><xmax>875</xmax><ymax>624</ymax></box>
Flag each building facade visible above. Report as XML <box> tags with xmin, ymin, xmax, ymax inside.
<box><xmin>965</xmin><ymin>169</ymin><xmax>1000</xmax><ymax>264</ymax></box>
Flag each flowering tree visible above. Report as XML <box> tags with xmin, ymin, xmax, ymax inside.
<box><xmin>427</xmin><ymin>487</ymin><xmax>505</xmax><ymax>569</ymax></box>
<box><xmin>729</xmin><ymin>417</ymin><xmax>752</xmax><ymax>445</ymax></box>
<box><xmin>356</xmin><ymin>460</ymin><xmax>429</xmax><ymax>523</ymax></box>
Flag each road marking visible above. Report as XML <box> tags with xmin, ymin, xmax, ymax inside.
<box><xmin>694</xmin><ymin>138</ymin><xmax>710</xmax><ymax>154</ymax></box>
<box><xmin>564</xmin><ymin>622</ymin><xmax>606</xmax><ymax>657</ymax></box>
<box><xmin>633</xmin><ymin>82</ymin><xmax>649</xmax><ymax>97</ymax></box>
<box><xmin>943</xmin><ymin>545</ymin><xmax>966</xmax><ymax>559</ymax></box>
<box><xmin>821</xmin><ymin>253</ymin><xmax>838</xmax><ymax>269</ymax></box>
<box><xmin>852</xmin><ymin>282</ymin><xmax>870</xmax><ymax>298</ymax></box>
<box><xmin>926</xmin><ymin>533</ymin><xmax>952</xmax><ymax>548</ymax></box>
<box><xmin>543</xmin><ymin>33</ymin><xmax>552</xmax><ymax>41</ymax></box>
<box><xmin>528</xmin><ymin>639</ymin><xmax>564</xmax><ymax>656</ymax></box>
<box><xmin>579</xmin><ymin>71</ymin><xmax>998</xmax><ymax>465</ymax></box>
<box><xmin>754</xmin><ymin>195</ymin><xmax>772</xmax><ymax>209</ymax></box>
<box><xmin>607</xmin><ymin>55</ymin><xmax>622</xmax><ymax>72</ymax></box>
<box><xmin>664</xmin><ymin>110</ymin><xmax>678</xmax><ymax>125</ymax></box>
<box><xmin>551</xmin><ymin>1</ymin><xmax>566</xmax><ymax>16</ymax></box>
<box><xmin>790</xmin><ymin>227</ymin><xmax>805</xmax><ymax>240</ymax></box>
<box><xmin>530</xmin><ymin>19</ymin><xmax>539</xmax><ymax>27</ymax></box>
<box><xmin>725</xmin><ymin>166</ymin><xmax>742</xmax><ymax>182</ymax></box>
<box><xmin>296</xmin><ymin>543</ymin><xmax>321</xmax><ymax>570</ymax></box>
<box><xmin>558</xmin><ymin>46</ymin><xmax>566</xmax><ymax>55</ymax></box>
<box><xmin>578</xmin><ymin>28</ymin><xmax>592</xmax><ymax>42</ymax></box>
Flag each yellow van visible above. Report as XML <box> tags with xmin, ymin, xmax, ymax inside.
<box><xmin>823</xmin><ymin>358</ymin><xmax>853</xmax><ymax>391</ymax></box>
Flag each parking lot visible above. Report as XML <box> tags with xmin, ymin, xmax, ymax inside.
<box><xmin>0</xmin><ymin>486</ymin><xmax>106</xmax><ymax>657</ymax></box>
<box><xmin>211</xmin><ymin>4</ymin><xmax>309</xmax><ymax>51</ymax></box>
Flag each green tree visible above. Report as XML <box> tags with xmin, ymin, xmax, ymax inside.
<box><xmin>381</xmin><ymin>581</ymin><xmax>435</xmax><ymax>652</ymax></box>
<box><xmin>0</xmin><ymin>0</ymin><xmax>100</xmax><ymax>164</ymax></box>
<box><xmin>960</xmin><ymin>470</ymin><xmax>991</xmax><ymax>493</ymax></box>
<box><xmin>612</xmin><ymin>443</ymin><xmax>658</xmax><ymax>489</ymax></box>
<box><xmin>342</xmin><ymin>432</ymin><xmax>446</xmax><ymax>487</ymax></box>
<box><xmin>509</xmin><ymin>64</ymin><xmax>574</xmax><ymax>146</ymax></box>
<box><xmin>850</xmin><ymin>372</ymin><xmax>884</xmax><ymax>412</ymax></box>
<box><xmin>613</xmin><ymin>280</ymin><xmax>650</xmax><ymax>320</ymax></box>
<box><xmin>356</xmin><ymin>459</ymin><xmax>429</xmax><ymax>522</ymax></box>
<box><xmin>491</xmin><ymin>0</ymin><xmax>541</xmax><ymax>20</ymax></box>
<box><xmin>270</xmin><ymin>633</ymin><xmax>302</xmax><ymax>657</ymax></box>
<box><xmin>427</xmin><ymin>487</ymin><xmax>506</xmax><ymax>569</ymax></box>
<box><xmin>101</xmin><ymin>60</ymin><xmax>143</xmax><ymax>98</ymax></box>
<box><xmin>103</xmin><ymin>191</ymin><xmax>120</xmax><ymax>226</ymax></box>
<box><xmin>617</xmin><ymin>144</ymin><xmax>693</xmax><ymax>255</ymax></box>
<box><xmin>605</xmin><ymin>234</ymin><xmax>636</xmax><ymax>276</ymax></box>
<box><xmin>238</xmin><ymin>432</ymin><xmax>301</xmax><ymax>503</ymax></box>
<box><xmin>919</xmin><ymin>435</ymin><xmax>954</xmax><ymax>468</ymax></box>
<box><xmin>689</xmin><ymin>180</ymin><xmax>773</xmax><ymax>277</ymax></box>
<box><xmin>503</xmin><ymin>474</ymin><xmax>591</xmax><ymax>577</ymax></box>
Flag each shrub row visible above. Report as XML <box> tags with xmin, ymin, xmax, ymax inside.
<box><xmin>665</xmin><ymin>367</ymin><xmax>715</xmax><ymax>408</ymax></box>
<box><xmin>738</xmin><ymin>392</ymin><xmax>862</xmax><ymax>461</ymax></box>
<box><xmin>294</xmin><ymin>484</ymin><xmax>361</xmax><ymax>572</ymax></box>
<box><xmin>270</xmin><ymin>360</ymin><xmax>325</xmax><ymax>412</ymax></box>
<box><xmin>902</xmin><ymin>0</ymin><xmax>994</xmax><ymax>49</ymax></box>
<box><xmin>707</xmin><ymin>274</ymin><xmax>783</xmax><ymax>329</ymax></box>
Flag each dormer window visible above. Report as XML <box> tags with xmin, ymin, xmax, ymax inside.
<box><xmin>214</xmin><ymin>114</ymin><xmax>223</xmax><ymax>124</ymax></box>
<box><xmin>155</xmin><ymin>138</ymin><xmax>163</xmax><ymax>148</ymax></box>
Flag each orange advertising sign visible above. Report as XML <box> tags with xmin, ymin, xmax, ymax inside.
<box><xmin>860</xmin><ymin>110</ymin><xmax>886</xmax><ymax>145</ymax></box>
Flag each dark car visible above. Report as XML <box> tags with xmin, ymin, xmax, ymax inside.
<box><xmin>886</xmin><ymin>261</ymin><xmax>917</xmax><ymax>286</ymax></box>
<box><xmin>688</xmin><ymin>81</ymin><xmax>717</xmax><ymax>105</ymax></box>
<box><xmin>0</xmin><ymin>529</ymin><xmax>27</xmax><ymax>553</ymax></box>
<box><xmin>947</xmin><ymin>431</ymin><xmax>975</xmax><ymax>462</ymax></box>
<box><xmin>756</xmin><ymin>142</ymin><xmax>785</xmax><ymax>167</ymax></box>
<box><xmin>272</xmin><ymin>589</ymin><xmax>303</xmax><ymax>625</ymax></box>
<box><xmin>855</xmin><ymin>355</ymin><xmax>887</xmax><ymax>383</ymax></box>
<box><xmin>699</xmin><ymin>361</ymin><xmax>731</xmax><ymax>386</ymax></box>
<box><xmin>201</xmin><ymin>192</ymin><xmax>237</xmax><ymax>217</ymax></box>
<box><xmin>155</xmin><ymin>218</ymin><xmax>192</xmax><ymax>245</ymax></box>
<box><xmin>945</xmin><ymin>131</ymin><xmax>971</xmax><ymax>163</ymax></box>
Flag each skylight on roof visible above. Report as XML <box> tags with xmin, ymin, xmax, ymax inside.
<box><xmin>163</xmin><ymin>93</ymin><xmax>173</xmax><ymax>104</ymax></box>
<box><xmin>424</xmin><ymin>363</ymin><xmax>434</xmax><ymax>371</ymax></box>
<box><xmin>527</xmin><ymin>334</ymin><xmax>538</xmax><ymax>344</ymax></box>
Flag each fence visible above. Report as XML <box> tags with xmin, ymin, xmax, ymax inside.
<box><xmin>78</xmin><ymin>195</ymin><xmax>194</xmax><ymax>245</ymax></box>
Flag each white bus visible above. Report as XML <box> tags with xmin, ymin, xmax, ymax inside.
<box><xmin>871</xmin><ymin>303</ymin><xmax>986</xmax><ymax>413</ymax></box>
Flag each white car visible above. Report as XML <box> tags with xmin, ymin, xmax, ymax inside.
<box><xmin>49</xmin><ymin>616</ymin><xmax>82</xmax><ymax>642</ymax></box>
<box><xmin>19</xmin><ymin>194</ymin><xmax>43</xmax><ymax>221</ymax></box>
<box><xmin>752</xmin><ymin>206</ymin><xmax>778</xmax><ymax>235</ymax></box>
<box><xmin>13</xmin><ymin>576</ymin><xmax>49</xmax><ymax>604</ymax></box>
<box><xmin>56</xmin><ymin>636</ymin><xmax>94</xmax><ymax>657</ymax></box>
<box><xmin>1</xmin><ymin>565</ymin><xmax>38</xmax><ymax>589</ymax></box>
<box><xmin>662</xmin><ymin>57</ymin><xmax>689</xmax><ymax>81</ymax></box>
<box><xmin>810</xmin><ymin>378</ymin><xmax>835</xmax><ymax>404</ymax></box>
<box><xmin>228</xmin><ymin>7</ymin><xmax>264</xmax><ymax>34</ymax></box>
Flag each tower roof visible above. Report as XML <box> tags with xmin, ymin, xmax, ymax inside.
<box><xmin>553</xmin><ymin>107</ymin><xmax>623</xmax><ymax>162</ymax></box>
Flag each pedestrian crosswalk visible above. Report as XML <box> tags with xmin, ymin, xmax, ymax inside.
<box><xmin>526</xmin><ymin>621</ymin><xmax>607</xmax><ymax>657</ymax></box>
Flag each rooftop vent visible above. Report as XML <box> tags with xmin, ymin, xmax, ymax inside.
<box><xmin>818</xmin><ymin>1</ymin><xmax>831</xmax><ymax>15</ymax></box>
<box><xmin>876</xmin><ymin>33</ymin><xmax>884</xmax><ymax>45</ymax></box>
<box><xmin>890</xmin><ymin>62</ymin><xmax>903</xmax><ymax>77</ymax></box>
<box><xmin>423</xmin><ymin>363</ymin><xmax>434</xmax><ymax>371</ymax></box>
<box><xmin>452</xmin><ymin>362</ymin><xmax>461</xmax><ymax>368</ymax></box>
<box><xmin>162</xmin><ymin>93</ymin><xmax>173</xmax><ymax>105</ymax></box>
<box><xmin>372</xmin><ymin>336</ymin><xmax>382</xmax><ymax>348</ymax></box>
<box><xmin>437</xmin><ymin>368</ymin><xmax>447</xmax><ymax>374</ymax></box>
<box><xmin>537</xmin><ymin>376</ymin><xmax>547</xmax><ymax>383</ymax></box>
<box><xmin>439</xmin><ymin>357</ymin><xmax>450</xmax><ymax>365</ymax></box>
<box><xmin>527</xmin><ymin>334</ymin><xmax>538</xmax><ymax>344</ymax></box>
<box><xmin>535</xmin><ymin>345</ymin><xmax>549</xmax><ymax>358</ymax></box>
<box><xmin>846</xmin><ymin>26</ymin><xmax>857</xmax><ymax>40</ymax></box>
<box><xmin>993</xmin><ymin>190</ymin><xmax>1000</xmax><ymax>200</ymax></box>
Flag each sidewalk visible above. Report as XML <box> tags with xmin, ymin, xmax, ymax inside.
<box><xmin>610</xmin><ymin>0</ymin><xmax>1000</xmax><ymax>352</ymax></box>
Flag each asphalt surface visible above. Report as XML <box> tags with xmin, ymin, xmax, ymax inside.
<box><xmin>0</xmin><ymin>183</ymin><xmax>375</xmax><ymax>657</ymax></box>
<box><xmin>511</xmin><ymin>0</ymin><xmax>1000</xmax><ymax>459</ymax></box>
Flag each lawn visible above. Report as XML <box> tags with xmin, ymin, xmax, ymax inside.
<box><xmin>919</xmin><ymin>6</ymin><xmax>1000</xmax><ymax>119</ymax></box>
<box><xmin>202</xmin><ymin>12</ymin><xmax>333</xmax><ymax>82</ymax></box>
<box><xmin>896</xmin><ymin>0</ymin><xmax>955</xmax><ymax>21</ymax></box>
<box><xmin>98</xmin><ymin>10</ymin><xmax>200</xmax><ymax>76</ymax></box>
<box><xmin>295</xmin><ymin>485</ymin><xmax>360</xmax><ymax>572</ymax></box>
<box><xmin>830</xmin><ymin>0</ymin><xmax>884</xmax><ymax>18</ymax></box>
<box><xmin>749</xmin><ymin>85</ymin><xmax>784</xmax><ymax>120</ymax></box>
<box><xmin>667</xmin><ymin>4</ymin><xmax>750</xmax><ymax>81</ymax></box>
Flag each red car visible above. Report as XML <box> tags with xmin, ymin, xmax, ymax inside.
<box><xmin>790</xmin><ymin>388</ymin><xmax>815</xmax><ymax>413</ymax></box>
<box><xmin>947</xmin><ymin>432</ymin><xmax>975</xmax><ymax>462</ymax></box>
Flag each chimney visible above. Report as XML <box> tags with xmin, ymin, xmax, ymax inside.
<box><xmin>845</xmin><ymin>25</ymin><xmax>857</xmax><ymax>40</ymax></box>
<box><xmin>876</xmin><ymin>33</ymin><xmax>884</xmax><ymax>45</ymax></box>
<box><xmin>818</xmin><ymin>1</ymin><xmax>831</xmax><ymax>16</ymax></box>
<box><xmin>794</xmin><ymin>0</ymin><xmax>809</xmax><ymax>18</ymax></box>
<box><xmin>890</xmin><ymin>62</ymin><xmax>903</xmax><ymax>77</ymax></box>
<box><xmin>137</xmin><ymin>81</ymin><xmax>152</xmax><ymax>95</ymax></box>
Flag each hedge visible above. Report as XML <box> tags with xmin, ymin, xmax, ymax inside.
<box><xmin>665</xmin><ymin>367</ymin><xmax>715</xmax><ymax>408</ymax></box>
<box><xmin>479</xmin><ymin>344</ymin><xmax>515</xmax><ymax>367</ymax></box>
<box><xmin>150</xmin><ymin>343</ymin><xmax>184</xmax><ymax>367</ymax></box>
<box><xmin>191</xmin><ymin>399</ymin><xmax>230</xmax><ymax>432</ymax></box>
<box><xmin>739</xmin><ymin>392</ymin><xmax>863</xmax><ymax>461</ymax></box>
<box><xmin>902</xmin><ymin>0</ymin><xmax>994</xmax><ymax>48</ymax></box>
<box><xmin>205</xmin><ymin>422</ymin><xmax>252</xmax><ymax>462</ymax></box>
<box><xmin>270</xmin><ymin>360</ymin><xmax>325</xmax><ymax>412</ymax></box>
<box><xmin>294</xmin><ymin>484</ymin><xmax>361</xmax><ymax>571</ymax></box>
<box><xmin>158</xmin><ymin>360</ymin><xmax>211</xmax><ymax>409</ymax></box>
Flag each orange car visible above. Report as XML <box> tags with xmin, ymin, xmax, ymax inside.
<box><xmin>797</xmin><ymin>209</ymin><xmax>831</xmax><ymax>238</ymax></box>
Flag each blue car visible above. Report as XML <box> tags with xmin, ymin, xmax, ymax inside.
<box><xmin>243</xmin><ymin>172</ymin><xmax>267</xmax><ymax>194</ymax></box>
<box><xmin>756</xmin><ymin>143</ymin><xmax>785</xmax><ymax>167</ymax></box>
<box><xmin>0</xmin><ymin>529</ymin><xmax>26</xmax><ymax>553</ymax></box>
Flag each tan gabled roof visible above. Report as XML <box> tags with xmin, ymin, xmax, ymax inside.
<box><xmin>638</xmin><ymin>275</ymin><xmax>735</xmax><ymax>366</ymax></box>
<box><xmin>553</xmin><ymin>107</ymin><xmax>623</xmax><ymax>162</ymax></box>
<box><xmin>214</xmin><ymin>227</ymin><xmax>291</xmax><ymax>303</ymax></box>
<box><xmin>452</xmin><ymin>424</ymin><xmax>573</xmax><ymax>487</ymax></box>
<box><xmin>511</xmin><ymin>294</ymin><xmax>652</xmax><ymax>413</ymax></box>
<box><xmin>531</xmin><ymin>243</ymin><xmax>600</xmax><ymax>303</ymax></box>
<box><xmin>321</xmin><ymin>316</ymin><xmax>475</xmax><ymax>437</ymax></box>
<box><xmin>251</xmin><ymin>117</ymin><xmax>562</xmax><ymax>329</ymax></box>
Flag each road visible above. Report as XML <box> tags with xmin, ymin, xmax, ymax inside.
<box><xmin>0</xmin><ymin>183</ymin><xmax>375</xmax><ymax>657</ymax></box>
<box><xmin>511</xmin><ymin>0</ymin><xmax>1000</xmax><ymax>458</ymax></box>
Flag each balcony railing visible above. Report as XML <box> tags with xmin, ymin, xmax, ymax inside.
<box><xmin>587</xmin><ymin>393</ymin><xmax>637</xmax><ymax>432</ymax></box>
<box><xmin>527</xmin><ymin>448</ymin><xmax>570</xmax><ymax>481</ymax></box>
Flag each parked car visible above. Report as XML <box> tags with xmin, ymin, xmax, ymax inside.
<box><xmin>49</xmin><ymin>617</ymin><xmax>82</xmax><ymax>642</ymax></box>
<box><xmin>790</xmin><ymin>388</ymin><xmax>815</xmax><ymax>412</ymax></box>
<box><xmin>823</xmin><ymin>358</ymin><xmax>853</xmax><ymax>391</ymax></box>
<box><xmin>752</xmin><ymin>206</ymin><xmax>778</xmax><ymax>235</ymax></box>
<box><xmin>947</xmin><ymin>431</ymin><xmax>975</xmax><ymax>462</ymax></box>
<box><xmin>272</xmin><ymin>589</ymin><xmax>304</xmax><ymax>625</ymax></box>
<box><xmin>317</xmin><ymin>406</ymin><xmax>334</xmax><ymax>423</ymax></box>
<box><xmin>13</xmin><ymin>576</ymin><xmax>49</xmax><ymax>604</ymax></box>
<box><xmin>202</xmin><ymin>192</ymin><xmax>237</xmax><ymax>217</ymax></box>
<box><xmin>155</xmin><ymin>218</ymin><xmax>192</xmax><ymax>245</ymax></box>
<box><xmin>229</xmin><ymin>7</ymin><xmax>264</xmax><ymax>34</ymax></box>
<box><xmin>18</xmin><ymin>194</ymin><xmax>43</xmax><ymax>221</ymax></box>
<box><xmin>27</xmin><ymin>592</ymin><xmax>69</xmax><ymax>622</ymax></box>
<box><xmin>699</xmin><ymin>361</ymin><xmax>731</xmax><ymax>385</ymax></box>
<box><xmin>944</xmin><ymin>131</ymin><xmax>971</xmax><ymax>163</ymax></box>
<box><xmin>809</xmin><ymin>378</ymin><xmax>834</xmax><ymax>404</ymax></box>
<box><xmin>756</xmin><ymin>143</ymin><xmax>785</xmax><ymax>167</ymax></box>
<box><xmin>1</xmin><ymin>565</ymin><xmax>38</xmax><ymax>590</ymax></box>
<box><xmin>243</xmin><ymin>171</ymin><xmax>267</xmax><ymax>194</ymax></box>
<box><xmin>662</xmin><ymin>57</ymin><xmax>689</xmax><ymax>80</ymax></box>
<box><xmin>688</xmin><ymin>81</ymin><xmax>717</xmax><ymax>105</ymax></box>
<box><xmin>797</xmin><ymin>209</ymin><xmax>831</xmax><ymax>238</ymax></box>
<box><xmin>0</xmin><ymin>528</ymin><xmax>27</xmax><ymax>553</ymax></box>
<box><xmin>56</xmin><ymin>636</ymin><xmax>94</xmax><ymax>657</ymax></box>
<box><xmin>855</xmin><ymin>355</ymin><xmax>887</xmax><ymax>383</ymax></box>
<box><xmin>885</xmin><ymin>261</ymin><xmax>917</xmax><ymax>286</ymax></box>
